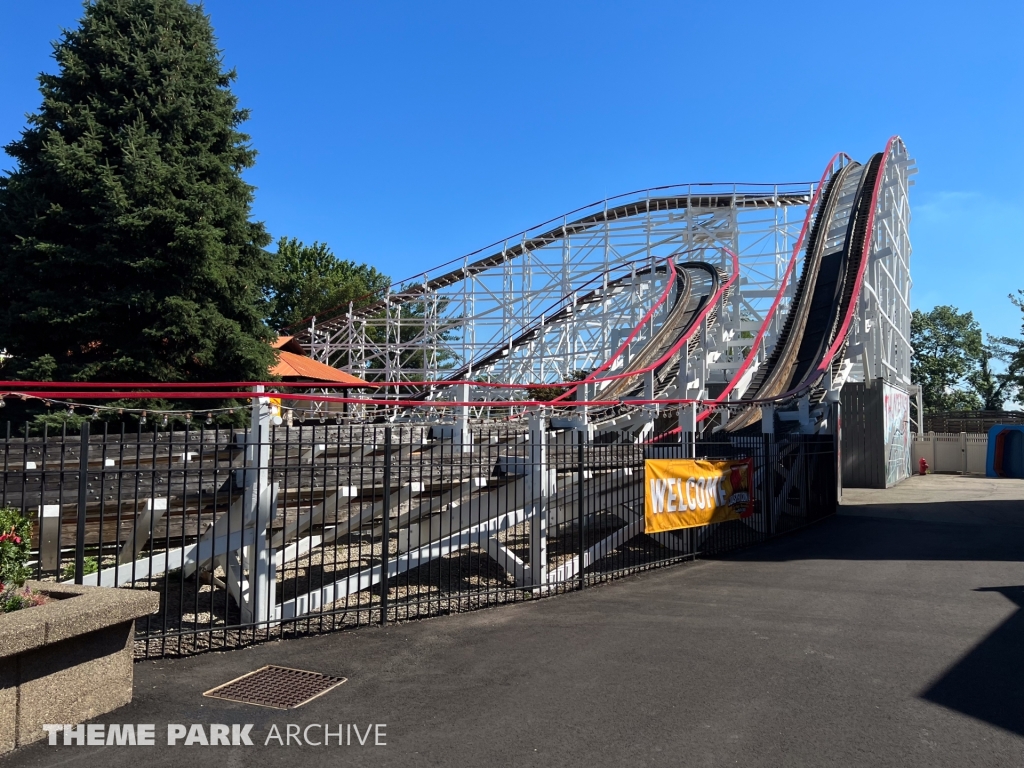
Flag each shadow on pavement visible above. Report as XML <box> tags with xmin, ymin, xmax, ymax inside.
<box><xmin>921</xmin><ymin>586</ymin><xmax>1024</xmax><ymax>736</ymax></box>
<box><xmin>726</xmin><ymin>510</ymin><xmax>1024</xmax><ymax>736</ymax></box>
<box><xmin>725</xmin><ymin>511</ymin><xmax>1024</xmax><ymax>563</ymax></box>
<box><xmin>840</xmin><ymin>498</ymin><xmax>1024</xmax><ymax>528</ymax></box>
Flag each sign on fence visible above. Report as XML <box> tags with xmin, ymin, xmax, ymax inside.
<box><xmin>644</xmin><ymin>459</ymin><xmax>753</xmax><ymax>533</ymax></box>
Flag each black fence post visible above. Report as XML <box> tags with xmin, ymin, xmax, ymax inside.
<box><xmin>763</xmin><ymin>432</ymin><xmax>774</xmax><ymax>538</ymax></box>
<box><xmin>577</xmin><ymin>433</ymin><xmax>585</xmax><ymax>590</ymax></box>
<box><xmin>800</xmin><ymin>437</ymin><xmax>810</xmax><ymax>519</ymax></box>
<box><xmin>380</xmin><ymin>426</ymin><xmax>392</xmax><ymax>626</ymax></box>
<box><xmin>74</xmin><ymin>421</ymin><xmax>90</xmax><ymax>584</ymax></box>
<box><xmin>833</xmin><ymin>399</ymin><xmax>843</xmax><ymax>509</ymax></box>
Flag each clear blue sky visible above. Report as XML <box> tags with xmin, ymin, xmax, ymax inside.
<box><xmin>1</xmin><ymin>1</ymin><xmax>1021</xmax><ymax>339</ymax></box>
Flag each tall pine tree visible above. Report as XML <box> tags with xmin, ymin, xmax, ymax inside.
<box><xmin>0</xmin><ymin>0</ymin><xmax>274</xmax><ymax>383</ymax></box>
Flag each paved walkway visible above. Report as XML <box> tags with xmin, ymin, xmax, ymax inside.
<box><xmin>841</xmin><ymin>473</ymin><xmax>1024</xmax><ymax>525</ymax></box>
<box><xmin>8</xmin><ymin>476</ymin><xmax>1024</xmax><ymax>767</ymax></box>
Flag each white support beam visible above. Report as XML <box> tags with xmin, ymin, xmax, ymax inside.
<box><xmin>117</xmin><ymin>497</ymin><xmax>167</xmax><ymax>565</ymax></box>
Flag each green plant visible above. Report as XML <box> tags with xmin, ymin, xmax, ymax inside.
<box><xmin>0</xmin><ymin>506</ymin><xmax>32</xmax><ymax>589</ymax></box>
<box><xmin>0</xmin><ymin>584</ymin><xmax>48</xmax><ymax>613</ymax></box>
<box><xmin>60</xmin><ymin>555</ymin><xmax>99</xmax><ymax>583</ymax></box>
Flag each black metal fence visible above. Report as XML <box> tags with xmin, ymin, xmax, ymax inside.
<box><xmin>0</xmin><ymin>418</ymin><xmax>836</xmax><ymax>658</ymax></box>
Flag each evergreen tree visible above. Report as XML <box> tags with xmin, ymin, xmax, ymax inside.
<box><xmin>0</xmin><ymin>0</ymin><xmax>274</xmax><ymax>383</ymax></box>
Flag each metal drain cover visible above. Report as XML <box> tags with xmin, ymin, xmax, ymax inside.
<box><xmin>203</xmin><ymin>665</ymin><xmax>347</xmax><ymax>709</ymax></box>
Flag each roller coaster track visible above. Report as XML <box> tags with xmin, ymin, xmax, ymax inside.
<box><xmin>722</xmin><ymin>149</ymin><xmax>888</xmax><ymax>433</ymax></box>
<box><xmin>431</xmin><ymin>259</ymin><xmax>693</xmax><ymax>387</ymax></box>
<box><xmin>11</xmin><ymin>141</ymin><xmax>911</xmax><ymax>630</ymax></box>
<box><xmin>299</xmin><ymin>141</ymin><xmax>907</xmax><ymax>436</ymax></box>
<box><xmin>724</xmin><ymin>161</ymin><xmax>862</xmax><ymax>430</ymax></box>
<box><xmin>300</xmin><ymin>186</ymin><xmax>807</xmax><ymax>398</ymax></box>
<box><xmin>311</xmin><ymin>192</ymin><xmax>805</xmax><ymax>332</ymax></box>
<box><xmin>428</xmin><ymin>259</ymin><xmax>724</xmax><ymax>424</ymax></box>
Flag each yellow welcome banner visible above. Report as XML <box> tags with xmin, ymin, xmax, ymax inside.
<box><xmin>644</xmin><ymin>458</ymin><xmax>754</xmax><ymax>533</ymax></box>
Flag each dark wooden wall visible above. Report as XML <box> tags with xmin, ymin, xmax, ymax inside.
<box><xmin>840</xmin><ymin>381</ymin><xmax>885</xmax><ymax>489</ymax></box>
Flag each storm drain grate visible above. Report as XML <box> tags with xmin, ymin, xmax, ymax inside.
<box><xmin>203</xmin><ymin>665</ymin><xmax>347</xmax><ymax>709</ymax></box>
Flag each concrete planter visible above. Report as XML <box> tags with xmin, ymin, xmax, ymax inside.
<box><xmin>0</xmin><ymin>581</ymin><xmax>159</xmax><ymax>755</ymax></box>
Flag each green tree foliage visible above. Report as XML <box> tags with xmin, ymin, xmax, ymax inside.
<box><xmin>532</xmin><ymin>369</ymin><xmax>591</xmax><ymax>402</ymax></box>
<box><xmin>911</xmin><ymin>306</ymin><xmax>985</xmax><ymax>411</ymax></box>
<box><xmin>266</xmin><ymin>237</ymin><xmax>389</xmax><ymax>331</ymax></box>
<box><xmin>988</xmin><ymin>290</ymin><xmax>1024</xmax><ymax>408</ymax></box>
<box><xmin>0</xmin><ymin>0</ymin><xmax>275</xmax><ymax>383</ymax></box>
<box><xmin>967</xmin><ymin>347</ymin><xmax>1012</xmax><ymax>411</ymax></box>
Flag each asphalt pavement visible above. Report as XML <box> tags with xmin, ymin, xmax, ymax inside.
<box><xmin>6</xmin><ymin>474</ymin><xmax>1024</xmax><ymax>767</ymax></box>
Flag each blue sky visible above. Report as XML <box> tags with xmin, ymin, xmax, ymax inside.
<box><xmin>1</xmin><ymin>0</ymin><xmax>1021</xmax><ymax>339</ymax></box>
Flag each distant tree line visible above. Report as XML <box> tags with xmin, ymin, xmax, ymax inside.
<box><xmin>911</xmin><ymin>299</ymin><xmax>1023</xmax><ymax>412</ymax></box>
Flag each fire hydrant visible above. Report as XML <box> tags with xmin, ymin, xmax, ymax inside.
<box><xmin>919</xmin><ymin>457</ymin><xmax>929</xmax><ymax>476</ymax></box>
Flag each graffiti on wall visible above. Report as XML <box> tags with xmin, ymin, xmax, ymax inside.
<box><xmin>883</xmin><ymin>382</ymin><xmax>912</xmax><ymax>487</ymax></box>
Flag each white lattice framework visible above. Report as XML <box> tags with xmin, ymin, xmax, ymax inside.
<box><xmin>844</xmin><ymin>138</ymin><xmax>915</xmax><ymax>390</ymax></box>
<box><xmin>304</xmin><ymin>184</ymin><xmax>813</xmax><ymax>404</ymax></box>
<box><xmin>54</xmin><ymin>144</ymin><xmax>916</xmax><ymax>628</ymax></box>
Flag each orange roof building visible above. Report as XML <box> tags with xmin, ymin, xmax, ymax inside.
<box><xmin>270</xmin><ymin>336</ymin><xmax>367</xmax><ymax>386</ymax></box>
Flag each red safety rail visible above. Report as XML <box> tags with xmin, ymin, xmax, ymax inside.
<box><xmin>285</xmin><ymin>181</ymin><xmax>818</xmax><ymax>333</ymax></box>
<box><xmin>648</xmin><ymin>138</ymin><xmax>899</xmax><ymax>442</ymax></box>
<box><xmin>3</xmin><ymin>143</ymin><xmax>897</xmax><ymax>422</ymax></box>
<box><xmin>0</xmin><ymin>253</ymin><xmax>738</xmax><ymax>405</ymax></box>
<box><xmin>693</xmin><ymin>152</ymin><xmax>850</xmax><ymax>423</ymax></box>
<box><xmin>775</xmin><ymin>137</ymin><xmax>896</xmax><ymax>399</ymax></box>
<box><xmin>0</xmin><ymin>389</ymin><xmax>711</xmax><ymax>409</ymax></box>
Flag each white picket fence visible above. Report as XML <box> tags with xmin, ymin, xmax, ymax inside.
<box><xmin>912</xmin><ymin>432</ymin><xmax>988</xmax><ymax>475</ymax></box>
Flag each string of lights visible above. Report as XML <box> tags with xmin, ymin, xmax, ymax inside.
<box><xmin>0</xmin><ymin>388</ymin><xmax>760</xmax><ymax>419</ymax></box>
<box><xmin>0</xmin><ymin>392</ymin><xmax>245</xmax><ymax>426</ymax></box>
